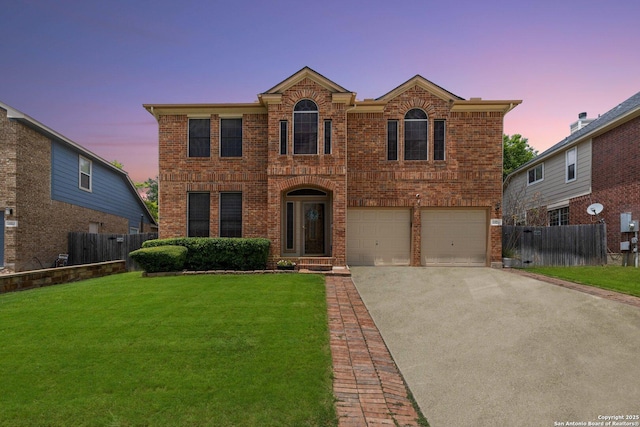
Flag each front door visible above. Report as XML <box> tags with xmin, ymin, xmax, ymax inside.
<box><xmin>281</xmin><ymin>188</ymin><xmax>330</xmax><ymax>257</ymax></box>
<box><xmin>304</xmin><ymin>203</ymin><xmax>325</xmax><ymax>255</ymax></box>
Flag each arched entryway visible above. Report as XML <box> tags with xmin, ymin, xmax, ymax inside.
<box><xmin>281</xmin><ymin>188</ymin><xmax>332</xmax><ymax>257</ymax></box>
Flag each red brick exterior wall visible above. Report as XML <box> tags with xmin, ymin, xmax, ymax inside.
<box><xmin>1</xmin><ymin>108</ymin><xmax>129</xmax><ymax>272</ymax></box>
<box><xmin>347</xmin><ymin>88</ymin><xmax>504</xmax><ymax>265</ymax></box>
<box><xmin>571</xmin><ymin>116</ymin><xmax>640</xmax><ymax>251</ymax></box>
<box><xmin>157</xmin><ymin>112</ymin><xmax>269</xmax><ymax>239</ymax></box>
<box><xmin>266</xmin><ymin>78</ymin><xmax>348</xmax><ymax>265</ymax></box>
<box><xmin>154</xmin><ymin>72</ymin><xmax>507</xmax><ymax>267</ymax></box>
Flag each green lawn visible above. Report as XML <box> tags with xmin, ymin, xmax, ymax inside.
<box><xmin>0</xmin><ymin>272</ymin><xmax>337</xmax><ymax>427</ymax></box>
<box><xmin>526</xmin><ymin>265</ymin><xmax>640</xmax><ymax>297</ymax></box>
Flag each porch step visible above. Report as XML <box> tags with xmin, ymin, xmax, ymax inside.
<box><xmin>298</xmin><ymin>264</ymin><xmax>333</xmax><ymax>271</ymax></box>
<box><xmin>297</xmin><ymin>257</ymin><xmax>335</xmax><ymax>272</ymax></box>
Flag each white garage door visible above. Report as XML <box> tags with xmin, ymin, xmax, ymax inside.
<box><xmin>421</xmin><ymin>209</ymin><xmax>487</xmax><ymax>266</ymax></box>
<box><xmin>347</xmin><ymin>209</ymin><xmax>411</xmax><ymax>266</ymax></box>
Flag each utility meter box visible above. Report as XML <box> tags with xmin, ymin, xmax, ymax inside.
<box><xmin>621</xmin><ymin>212</ymin><xmax>636</xmax><ymax>232</ymax></box>
<box><xmin>621</xmin><ymin>241</ymin><xmax>630</xmax><ymax>251</ymax></box>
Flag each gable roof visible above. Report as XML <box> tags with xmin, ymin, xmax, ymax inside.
<box><xmin>506</xmin><ymin>91</ymin><xmax>640</xmax><ymax>181</ymax></box>
<box><xmin>351</xmin><ymin>75</ymin><xmax>520</xmax><ymax>114</ymax></box>
<box><xmin>0</xmin><ymin>100</ymin><xmax>157</xmax><ymax>226</ymax></box>
<box><xmin>261</xmin><ymin>66</ymin><xmax>352</xmax><ymax>95</ymax></box>
<box><xmin>376</xmin><ymin>74</ymin><xmax>464</xmax><ymax>102</ymax></box>
<box><xmin>144</xmin><ymin>68</ymin><xmax>519</xmax><ymax>117</ymax></box>
<box><xmin>258</xmin><ymin>66</ymin><xmax>357</xmax><ymax>107</ymax></box>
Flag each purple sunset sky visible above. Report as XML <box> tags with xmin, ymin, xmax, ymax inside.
<box><xmin>2</xmin><ymin>0</ymin><xmax>639</xmax><ymax>182</ymax></box>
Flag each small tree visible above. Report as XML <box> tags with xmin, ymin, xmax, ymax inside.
<box><xmin>502</xmin><ymin>182</ymin><xmax>548</xmax><ymax>260</ymax></box>
<box><xmin>503</xmin><ymin>182</ymin><xmax>548</xmax><ymax>227</ymax></box>
<box><xmin>110</xmin><ymin>160</ymin><xmax>124</xmax><ymax>169</ymax></box>
<box><xmin>503</xmin><ymin>134</ymin><xmax>537</xmax><ymax>180</ymax></box>
<box><xmin>136</xmin><ymin>177</ymin><xmax>158</xmax><ymax>222</ymax></box>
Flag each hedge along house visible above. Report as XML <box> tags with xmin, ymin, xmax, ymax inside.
<box><xmin>145</xmin><ymin>67</ymin><xmax>520</xmax><ymax>269</ymax></box>
<box><xmin>0</xmin><ymin>101</ymin><xmax>157</xmax><ymax>272</ymax></box>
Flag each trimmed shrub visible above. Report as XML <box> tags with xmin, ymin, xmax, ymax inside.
<box><xmin>129</xmin><ymin>245</ymin><xmax>187</xmax><ymax>273</ymax></box>
<box><xmin>142</xmin><ymin>237</ymin><xmax>270</xmax><ymax>271</ymax></box>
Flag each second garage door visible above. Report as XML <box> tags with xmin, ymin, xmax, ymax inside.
<box><xmin>421</xmin><ymin>209</ymin><xmax>487</xmax><ymax>266</ymax></box>
<box><xmin>347</xmin><ymin>209</ymin><xmax>411</xmax><ymax>266</ymax></box>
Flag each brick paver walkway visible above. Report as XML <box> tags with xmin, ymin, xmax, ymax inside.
<box><xmin>325</xmin><ymin>276</ymin><xmax>422</xmax><ymax>427</ymax></box>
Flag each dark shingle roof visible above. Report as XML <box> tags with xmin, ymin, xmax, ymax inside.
<box><xmin>509</xmin><ymin>91</ymin><xmax>640</xmax><ymax>175</ymax></box>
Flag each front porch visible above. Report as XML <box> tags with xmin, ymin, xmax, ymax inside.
<box><xmin>272</xmin><ymin>256</ymin><xmax>349</xmax><ymax>275</ymax></box>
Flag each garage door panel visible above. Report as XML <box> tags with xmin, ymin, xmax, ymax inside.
<box><xmin>347</xmin><ymin>209</ymin><xmax>411</xmax><ymax>266</ymax></box>
<box><xmin>422</xmin><ymin>209</ymin><xmax>487</xmax><ymax>267</ymax></box>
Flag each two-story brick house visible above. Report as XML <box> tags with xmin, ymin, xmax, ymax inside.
<box><xmin>503</xmin><ymin>91</ymin><xmax>640</xmax><ymax>255</ymax></box>
<box><xmin>145</xmin><ymin>67</ymin><xmax>520</xmax><ymax>268</ymax></box>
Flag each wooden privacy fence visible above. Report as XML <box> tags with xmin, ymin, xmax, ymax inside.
<box><xmin>68</xmin><ymin>232</ymin><xmax>158</xmax><ymax>271</ymax></box>
<box><xmin>503</xmin><ymin>224</ymin><xmax>607</xmax><ymax>267</ymax></box>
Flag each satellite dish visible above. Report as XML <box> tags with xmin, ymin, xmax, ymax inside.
<box><xmin>587</xmin><ymin>203</ymin><xmax>604</xmax><ymax>216</ymax></box>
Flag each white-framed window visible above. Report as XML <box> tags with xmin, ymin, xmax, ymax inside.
<box><xmin>79</xmin><ymin>155</ymin><xmax>92</xmax><ymax>191</ymax></box>
<box><xmin>566</xmin><ymin>147</ymin><xmax>576</xmax><ymax>182</ymax></box>
<box><xmin>527</xmin><ymin>163</ymin><xmax>544</xmax><ymax>185</ymax></box>
<box><xmin>293</xmin><ymin>99</ymin><xmax>318</xmax><ymax>154</ymax></box>
<box><xmin>548</xmin><ymin>207</ymin><xmax>569</xmax><ymax>226</ymax></box>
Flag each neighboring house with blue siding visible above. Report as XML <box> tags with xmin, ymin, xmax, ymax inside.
<box><xmin>0</xmin><ymin>101</ymin><xmax>156</xmax><ymax>272</ymax></box>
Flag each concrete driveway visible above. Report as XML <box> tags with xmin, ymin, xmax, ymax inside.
<box><xmin>350</xmin><ymin>267</ymin><xmax>640</xmax><ymax>427</ymax></box>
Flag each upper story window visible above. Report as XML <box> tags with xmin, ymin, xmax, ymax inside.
<box><xmin>79</xmin><ymin>155</ymin><xmax>92</xmax><ymax>192</ymax></box>
<box><xmin>188</xmin><ymin>118</ymin><xmax>211</xmax><ymax>157</ymax></box>
<box><xmin>324</xmin><ymin>120</ymin><xmax>332</xmax><ymax>154</ymax></box>
<box><xmin>433</xmin><ymin>120</ymin><xmax>445</xmax><ymax>161</ymax></box>
<box><xmin>566</xmin><ymin>147</ymin><xmax>576</xmax><ymax>182</ymax></box>
<box><xmin>404</xmin><ymin>109</ymin><xmax>428</xmax><ymax>160</ymax></box>
<box><xmin>387</xmin><ymin>120</ymin><xmax>398</xmax><ymax>161</ymax></box>
<box><xmin>220</xmin><ymin>118</ymin><xmax>242</xmax><ymax>157</ymax></box>
<box><xmin>293</xmin><ymin>99</ymin><xmax>318</xmax><ymax>154</ymax></box>
<box><xmin>280</xmin><ymin>120</ymin><xmax>288</xmax><ymax>155</ymax></box>
<box><xmin>527</xmin><ymin>163</ymin><xmax>544</xmax><ymax>185</ymax></box>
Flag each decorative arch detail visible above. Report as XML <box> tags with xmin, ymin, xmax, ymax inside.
<box><xmin>288</xmin><ymin>92</ymin><xmax>326</xmax><ymax>109</ymax></box>
<box><xmin>399</xmin><ymin>99</ymin><xmax>436</xmax><ymax>115</ymax></box>
<box><xmin>277</xmin><ymin>176</ymin><xmax>336</xmax><ymax>193</ymax></box>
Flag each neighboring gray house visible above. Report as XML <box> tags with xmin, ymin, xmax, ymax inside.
<box><xmin>1</xmin><ymin>101</ymin><xmax>157</xmax><ymax>272</ymax></box>
<box><xmin>503</xmin><ymin>91</ymin><xmax>640</xmax><ymax>253</ymax></box>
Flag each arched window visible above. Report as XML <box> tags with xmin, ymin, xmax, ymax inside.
<box><xmin>294</xmin><ymin>99</ymin><xmax>318</xmax><ymax>154</ymax></box>
<box><xmin>404</xmin><ymin>108</ymin><xmax>428</xmax><ymax>160</ymax></box>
